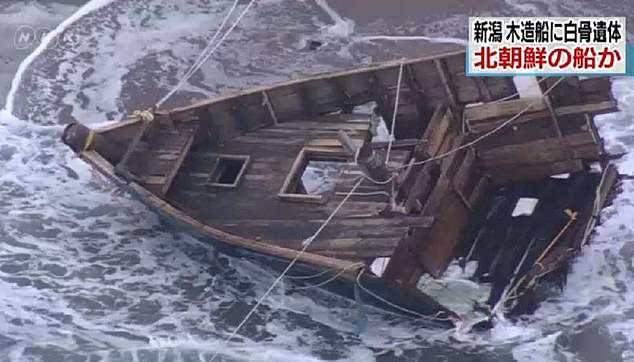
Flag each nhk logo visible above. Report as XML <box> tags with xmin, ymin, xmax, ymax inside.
<box><xmin>14</xmin><ymin>25</ymin><xmax>79</xmax><ymax>50</ymax></box>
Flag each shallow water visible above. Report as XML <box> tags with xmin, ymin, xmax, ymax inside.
<box><xmin>1</xmin><ymin>1</ymin><xmax>634</xmax><ymax>362</ymax></box>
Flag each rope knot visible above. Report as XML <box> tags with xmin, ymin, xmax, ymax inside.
<box><xmin>133</xmin><ymin>109</ymin><xmax>155</xmax><ymax>123</ymax></box>
<box><xmin>564</xmin><ymin>208</ymin><xmax>578</xmax><ymax>220</ymax></box>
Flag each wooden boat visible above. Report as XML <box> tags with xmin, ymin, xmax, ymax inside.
<box><xmin>61</xmin><ymin>49</ymin><xmax>620</xmax><ymax>328</ymax></box>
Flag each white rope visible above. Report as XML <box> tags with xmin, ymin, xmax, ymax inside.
<box><xmin>385</xmin><ymin>62</ymin><xmax>404</xmax><ymax>164</ymax></box>
<box><xmin>156</xmin><ymin>0</ymin><xmax>257</xmax><ymax>109</ymax></box>
<box><xmin>392</xmin><ymin>77</ymin><xmax>565</xmax><ymax>171</ymax></box>
<box><xmin>290</xmin><ymin>262</ymin><xmax>364</xmax><ymax>291</ymax></box>
<box><xmin>354</xmin><ymin>268</ymin><xmax>456</xmax><ymax>322</ymax></box>
<box><xmin>285</xmin><ymin>269</ymin><xmax>331</xmax><ymax>280</ymax></box>
<box><xmin>208</xmin><ymin>177</ymin><xmax>364</xmax><ymax>362</ymax></box>
<box><xmin>158</xmin><ymin>0</ymin><xmax>240</xmax><ymax>107</ymax></box>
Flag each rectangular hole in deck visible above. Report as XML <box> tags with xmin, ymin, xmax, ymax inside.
<box><xmin>279</xmin><ymin>148</ymin><xmax>350</xmax><ymax>202</ymax></box>
<box><xmin>208</xmin><ymin>155</ymin><xmax>249</xmax><ymax>188</ymax></box>
<box><xmin>300</xmin><ymin>160</ymin><xmax>348</xmax><ymax>196</ymax></box>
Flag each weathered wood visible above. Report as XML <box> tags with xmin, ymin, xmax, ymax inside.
<box><xmin>464</xmin><ymin>98</ymin><xmax>547</xmax><ymax>122</ymax></box>
<box><xmin>577</xmin><ymin>164</ymin><xmax>618</xmax><ymax>248</ymax></box>
<box><xmin>417</xmin><ymin>190</ymin><xmax>471</xmax><ymax>277</ymax></box>
<box><xmin>488</xmin><ymin>159</ymin><xmax>584</xmax><ymax>184</ymax></box>
<box><xmin>403</xmin><ymin>160</ymin><xmax>440</xmax><ymax>214</ymax></box>
<box><xmin>62</xmin><ymin>122</ymin><xmax>127</xmax><ymax>163</ymax></box>
<box><xmin>65</xmin><ymin>49</ymin><xmax>620</xmax><ymax>322</ymax></box>
<box><xmin>115</xmin><ymin>119</ymin><xmax>153</xmax><ymax>177</ymax></box>
<box><xmin>418</xmin><ymin>102</ymin><xmax>450</xmax><ymax>157</ymax></box>
<box><xmin>262</xmin><ymin>91</ymin><xmax>279</xmax><ymax>125</ymax></box>
<box><xmin>467</xmin><ymin>100</ymin><xmax>617</xmax><ymax>133</ymax></box>
<box><xmin>478</xmin><ymin>132</ymin><xmax>600</xmax><ymax>167</ymax></box>
<box><xmin>434</xmin><ymin>59</ymin><xmax>457</xmax><ymax>108</ymax></box>
<box><xmin>421</xmin><ymin>135</ymin><xmax>467</xmax><ymax>215</ymax></box>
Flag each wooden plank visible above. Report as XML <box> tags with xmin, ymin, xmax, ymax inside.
<box><xmin>262</xmin><ymin>91</ymin><xmax>279</xmax><ymax>125</ymax></box>
<box><xmin>464</xmin><ymin>98</ymin><xmax>547</xmax><ymax>122</ymax></box>
<box><xmin>381</xmin><ymin>235</ymin><xmax>425</xmax><ymax>286</ymax></box>
<box><xmin>468</xmin><ymin>175</ymin><xmax>490</xmax><ymax>206</ymax></box>
<box><xmin>467</xmin><ymin>100</ymin><xmax>617</xmax><ymax>133</ymax></box>
<box><xmin>276</xmin><ymin>121</ymin><xmax>370</xmax><ymax>131</ymax></box>
<box><xmin>453</xmin><ymin>147</ymin><xmax>476</xmax><ymax>193</ymax></box>
<box><xmin>115</xmin><ymin>119</ymin><xmax>152</xmax><ymax>176</ymax></box>
<box><xmin>434</xmin><ymin>59</ymin><xmax>457</xmax><ymax>108</ymax></box>
<box><xmin>416</xmin><ymin>190</ymin><xmax>471</xmax><ymax>277</ymax></box>
<box><xmin>421</xmin><ymin>135</ymin><xmax>467</xmax><ymax>215</ymax></box>
<box><xmin>418</xmin><ymin>102</ymin><xmax>450</xmax><ymax>157</ymax></box>
<box><xmin>478</xmin><ymin>132</ymin><xmax>600</xmax><ymax>167</ymax></box>
<box><xmin>577</xmin><ymin>164</ymin><xmax>618</xmax><ymax>248</ymax></box>
<box><xmin>488</xmin><ymin>159</ymin><xmax>585</xmax><ymax>184</ymax></box>
<box><xmin>160</xmin><ymin>125</ymin><xmax>198</xmax><ymax>196</ymax></box>
<box><xmin>404</xmin><ymin>161</ymin><xmax>440</xmax><ymax>213</ymax></box>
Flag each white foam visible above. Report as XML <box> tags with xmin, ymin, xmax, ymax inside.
<box><xmin>314</xmin><ymin>0</ymin><xmax>355</xmax><ymax>38</ymax></box>
<box><xmin>4</xmin><ymin>0</ymin><xmax>116</xmax><ymax>113</ymax></box>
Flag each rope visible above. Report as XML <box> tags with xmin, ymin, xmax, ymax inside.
<box><xmin>289</xmin><ymin>262</ymin><xmax>365</xmax><ymax>291</ymax></box>
<box><xmin>392</xmin><ymin>77</ymin><xmax>565</xmax><ymax>171</ymax></box>
<box><xmin>385</xmin><ymin>62</ymin><xmax>404</xmax><ymax>164</ymax></box>
<box><xmin>285</xmin><ymin>269</ymin><xmax>331</xmax><ymax>280</ymax></box>
<box><xmin>354</xmin><ymin>268</ymin><xmax>456</xmax><ymax>323</ymax></box>
<box><xmin>132</xmin><ymin>110</ymin><xmax>155</xmax><ymax>123</ymax></box>
<box><xmin>156</xmin><ymin>0</ymin><xmax>256</xmax><ymax>109</ymax></box>
<box><xmin>164</xmin><ymin>0</ymin><xmax>240</xmax><ymax>105</ymax></box>
<box><xmin>208</xmin><ymin>177</ymin><xmax>364</xmax><ymax>362</ymax></box>
<box><xmin>82</xmin><ymin>130</ymin><xmax>96</xmax><ymax>152</ymax></box>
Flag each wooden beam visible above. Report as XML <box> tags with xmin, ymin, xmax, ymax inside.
<box><xmin>404</xmin><ymin>160</ymin><xmax>440</xmax><ymax>213</ymax></box>
<box><xmin>115</xmin><ymin>119</ymin><xmax>152</xmax><ymax>179</ymax></box>
<box><xmin>464</xmin><ymin>98</ymin><xmax>547</xmax><ymax>122</ymax></box>
<box><xmin>418</xmin><ymin>102</ymin><xmax>450</xmax><ymax>157</ymax></box>
<box><xmin>487</xmin><ymin>159</ymin><xmax>584</xmax><ymax>184</ymax></box>
<box><xmin>160</xmin><ymin>124</ymin><xmax>199</xmax><ymax>196</ymax></box>
<box><xmin>478</xmin><ymin>132</ymin><xmax>600</xmax><ymax>167</ymax></box>
<box><xmin>261</xmin><ymin>91</ymin><xmax>279</xmax><ymax>125</ymax></box>
<box><xmin>541</xmin><ymin>89</ymin><xmax>571</xmax><ymax>159</ymax></box>
<box><xmin>434</xmin><ymin>59</ymin><xmax>457</xmax><ymax>108</ymax></box>
<box><xmin>467</xmin><ymin>100</ymin><xmax>617</xmax><ymax>133</ymax></box>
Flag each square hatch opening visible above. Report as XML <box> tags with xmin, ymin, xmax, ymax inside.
<box><xmin>279</xmin><ymin>148</ymin><xmax>350</xmax><ymax>203</ymax></box>
<box><xmin>208</xmin><ymin>155</ymin><xmax>250</xmax><ymax>189</ymax></box>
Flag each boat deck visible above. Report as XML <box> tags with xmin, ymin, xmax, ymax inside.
<box><xmin>165</xmin><ymin>114</ymin><xmax>425</xmax><ymax>262</ymax></box>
